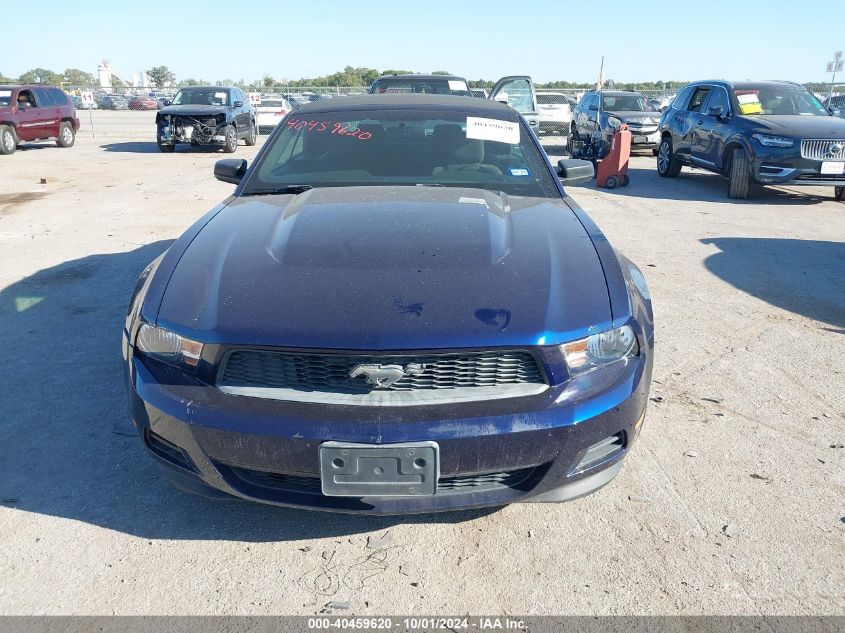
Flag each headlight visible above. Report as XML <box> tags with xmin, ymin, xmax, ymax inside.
<box><xmin>751</xmin><ymin>133</ymin><xmax>794</xmax><ymax>148</ymax></box>
<box><xmin>135</xmin><ymin>323</ymin><xmax>203</xmax><ymax>368</ymax></box>
<box><xmin>607</xmin><ymin>116</ymin><xmax>623</xmax><ymax>129</ymax></box>
<box><xmin>561</xmin><ymin>325</ymin><xmax>638</xmax><ymax>374</ymax></box>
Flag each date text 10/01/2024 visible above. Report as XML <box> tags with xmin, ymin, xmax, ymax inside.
<box><xmin>307</xmin><ymin>617</ymin><xmax>528</xmax><ymax>630</ymax></box>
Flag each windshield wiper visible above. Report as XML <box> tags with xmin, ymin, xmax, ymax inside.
<box><xmin>244</xmin><ymin>185</ymin><xmax>314</xmax><ymax>196</ymax></box>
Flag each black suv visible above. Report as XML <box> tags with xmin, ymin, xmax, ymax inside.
<box><xmin>156</xmin><ymin>86</ymin><xmax>256</xmax><ymax>153</ymax></box>
<box><xmin>368</xmin><ymin>74</ymin><xmax>472</xmax><ymax>96</ymax></box>
<box><xmin>657</xmin><ymin>80</ymin><xmax>845</xmax><ymax>200</ymax></box>
<box><xmin>572</xmin><ymin>90</ymin><xmax>661</xmax><ymax>151</ymax></box>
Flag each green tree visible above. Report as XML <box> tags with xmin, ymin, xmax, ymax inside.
<box><xmin>431</xmin><ymin>70</ymin><xmax>451</xmax><ymax>75</ymax></box>
<box><xmin>111</xmin><ymin>75</ymin><xmax>126</xmax><ymax>89</ymax></box>
<box><xmin>63</xmin><ymin>68</ymin><xmax>96</xmax><ymax>85</ymax></box>
<box><xmin>262</xmin><ymin>75</ymin><xmax>276</xmax><ymax>88</ymax></box>
<box><xmin>147</xmin><ymin>65</ymin><xmax>176</xmax><ymax>88</ymax></box>
<box><xmin>19</xmin><ymin>67</ymin><xmax>63</xmax><ymax>84</ymax></box>
<box><xmin>180</xmin><ymin>78</ymin><xmax>201</xmax><ymax>86</ymax></box>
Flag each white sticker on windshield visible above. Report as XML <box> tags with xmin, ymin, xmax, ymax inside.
<box><xmin>0</xmin><ymin>90</ymin><xmax>11</xmax><ymax>97</ymax></box>
<box><xmin>466</xmin><ymin>116</ymin><xmax>520</xmax><ymax>144</ymax></box>
<box><xmin>448</xmin><ymin>80</ymin><xmax>468</xmax><ymax>92</ymax></box>
<box><xmin>736</xmin><ymin>94</ymin><xmax>758</xmax><ymax>104</ymax></box>
<box><xmin>215</xmin><ymin>92</ymin><xmax>227</xmax><ymax>99</ymax></box>
<box><xmin>459</xmin><ymin>196</ymin><xmax>488</xmax><ymax>205</ymax></box>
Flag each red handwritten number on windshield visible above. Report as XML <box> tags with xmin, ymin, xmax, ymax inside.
<box><xmin>285</xmin><ymin>119</ymin><xmax>371</xmax><ymax>141</ymax></box>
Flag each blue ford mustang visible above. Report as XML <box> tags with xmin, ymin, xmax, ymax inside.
<box><xmin>123</xmin><ymin>95</ymin><xmax>654</xmax><ymax>514</ymax></box>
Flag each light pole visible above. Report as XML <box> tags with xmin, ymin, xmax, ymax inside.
<box><xmin>826</xmin><ymin>51</ymin><xmax>843</xmax><ymax>102</ymax></box>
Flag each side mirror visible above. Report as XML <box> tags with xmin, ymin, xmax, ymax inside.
<box><xmin>706</xmin><ymin>105</ymin><xmax>724</xmax><ymax>118</ymax></box>
<box><xmin>162</xmin><ymin>99</ymin><xmax>171</xmax><ymax>107</ymax></box>
<box><xmin>659</xmin><ymin>105</ymin><xmax>669</xmax><ymax>113</ymax></box>
<box><xmin>557</xmin><ymin>159</ymin><xmax>594</xmax><ymax>186</ymax></box>
<box><xmin>233</xmin><ymin>100</ymin><xmax>244</xmax><ymax>108</ymax></box>
<box><xmin>214</xmin><ymin>158</ymin><xmax>247</xmax><ymax>184</ymax></box>
<box><xmin>829</xmin><ymin>107</ymin><xmax>841</xmax><ymax>117</ymax></box>
<box><xmin>588</xmin><ymin>104</ymin><xmax>598</xmax><ymax>111</ymax></box>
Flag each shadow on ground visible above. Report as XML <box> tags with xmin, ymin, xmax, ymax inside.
<box><xmin>0</xmin><ymin>243</ymin><xmax>497</xmax><ymax>541</ymax></box>
<box><xmin>100</xmin><ymin>142</ymin><xmax>230</xmax><ymax>154</ymax></box>
<box><xmin>590</xmin><ymin>166</ymin><xmax>835</xmax><ymax>205</ymax></box>
<box><xmin>701</xmin><ymin>237</ymin><xmax>845</xmax><ymax>328</ymax></box>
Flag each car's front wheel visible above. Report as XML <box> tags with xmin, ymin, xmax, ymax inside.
<box><xmin>835</xmin><ymin>186</ymin><xmax>844</xmax><ymax>202</ymax></box>
<box><xmin>656</xmin><ymin>137</ymin><xmax>681</xmax><ymax>177</ymax></box>
<box><xmin>728</xmin><ymin>147</ymin><xmax>751</xmax><ymax>199</ymax></box>
<box><xmin>0</xmin><ymin>125</ymin><xmax>16</xmax><ymax>155</ymax></box>
<box><xmin>223</xmin><ymin>125</ymin><xmax>238</xmax><ymax>153</ymax></box>
<box><xmin>245</xmin><ymin>120</ymin><xmax>257</xmax><ymax>146</ymax></box>
<box><xmin>56</xmin><ymin>122</ymin><xmax>75</xmax><ymax>148</ymax></box>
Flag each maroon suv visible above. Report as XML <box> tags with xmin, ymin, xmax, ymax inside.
<box><xmin>0</xmin><ymin>85</ymin><xmax>81</xmax><ymax>155</ymax></box>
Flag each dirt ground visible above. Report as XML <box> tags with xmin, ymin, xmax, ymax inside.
<box><xmin>0</xmin><ymin>111</ymin><xmax>843</xmax><ymax>615</ymax></box>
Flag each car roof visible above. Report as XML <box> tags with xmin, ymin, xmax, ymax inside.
<box><xmin>293</xmin><ymin>93</ymin><xmax>516</xmax><ymax>118</ymax></box>
<box><xmin>177</xmin><ymin>85</ymin><xmax>232</xmax><ymax>90</ymax></box>
<box><xmin>596</xmin><ymin>90</ymin><xmax>645</xmax><ymax>96</ymax></box>
<box><xmin>688</xmin><ymin>79</ymin><xmax>805</xmax><ymax>90</ymax></box>
<box><xmin>0</xmin><ymin>84</ymin><xmax>61</xmax><ymax>90</ymax></box>
<box><xmin>374</xmin><ymin>74</ymin><xmax>467</xmax><ymax>81</ymax></box>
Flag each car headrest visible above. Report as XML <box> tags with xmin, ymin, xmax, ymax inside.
<box><xmin>451</xmin><ymin>139</ymin><xmax>484</xmax><ymax>164</ymax></box>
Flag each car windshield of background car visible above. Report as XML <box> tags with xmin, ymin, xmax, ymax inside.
<box><xmin>172</xmin><ymin>89</ymin><xmax>229</xmax><ymax>106</ymax></box>
<box><xmin>602</xmin><ymin>95</ymin><xmax>654</xmax><ymax>111</ymax></box>
<box><xmin>734</xmin><ymin>86</ymin><xmax>829</xmax><ymax>116</ymax></box>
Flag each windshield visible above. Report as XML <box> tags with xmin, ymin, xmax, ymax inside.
<box><xmin>601</xmin><ymin>94</ymin><xmax>654</xmax><ymax>112</ymax></box>
<box><xmin>733</xmin><ymin>85</ymin><xmax>829</xmax><ymax>116</ymax></box>
<box><xmin>537</xmin><ymin>94</ymin><xmax>566</xmax><ymax>105</ymax></box>
<box><xmin>172</xmin><ymin>88</ymin><xmax>229</xmax><ymax>106</ymax></box>
<box><xmin>371</xmin><ymin>78</ymin><xmax>471</xmax><ymax>97</ymax></box>
<box><xmin>0</xmin><ymin>89</ymin><xmax>12</xmax><ymax>107</ymax></box>
<box><xmin>244</xmin><ymin>108</ymin><xmax>559</xmax><ymax>198</ymax></box>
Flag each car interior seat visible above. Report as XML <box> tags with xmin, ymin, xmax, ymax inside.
<box><xmin>430</xmin><ymin>124</ymin><xmax>502</xmax><ymax>177</ymax></box>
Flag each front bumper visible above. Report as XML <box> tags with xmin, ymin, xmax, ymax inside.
<box><xmin>125</xmin><ymin>342</ymin><xmax>652</xmax><ymax>515</ymax></box>
<box><xmin>751</xmin><ymin>145</ymin><xmax>845</xmax><ymax>186</ymax></box>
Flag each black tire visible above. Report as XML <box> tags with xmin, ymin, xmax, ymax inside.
<box><xmin>728</xmin><ymin>147</ymin><xmax>751</xmax><ymax>199</ymax></box>
<box><xmin>656</xmin><ymin>137</ymin><xmax>681</xmax><ymax>177</ymax></box>
<box><xmin>652</xmin><ymin>148</ymin><xmax>659</xmax><ymax>157</ymax></box>
<box><xmin>157</xmin><ymin>137</ymin><xmax>175</xmax><ymax>153</ymax></box>
<box><xmin>245</xmin><ymin>120</ymin><xmax>257</xmax><ymax>146</ymax></box>
<box><xmin>835</xmin><ymin>186</ymin><xmax>844</xmax><ymax>201</ymax></box>
<box><xmin>621</xmin><ymin>174</ymin><xmax>630</xmax><ymax>187</ymax></box>
<box><xmin>223</xmin><ymin>124</ymin><xmax>237</xmax><ymax>153</ymax></box>
<box><xmin>0</xmin><ymin>125</ymin><xmax>15</xmax><ymax>155</ymax></box>
<box><xmin>605</xmin><ymin>175</ymin><xmax>618</xmax><ymax>189</ymax></box>
<box><xmin>56</xmin><ymin>121</ymin><xmax>75</xmax><ymax>148</ymax></box>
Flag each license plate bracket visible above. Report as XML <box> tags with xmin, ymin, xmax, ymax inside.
<box><xmin>820</xmin><ymin>161</ymin><xmax>845</xmax><ymax>175</ymax></box>
<box><xmin>320</xmin><ymin>441</ymin><xmax>439</xmax><ymax>497</ymax></box>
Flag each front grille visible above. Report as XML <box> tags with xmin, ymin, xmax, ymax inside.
<box><xmin>217</xmin><ymin>349</ymin><xmax>547</xmax><ymax>405</ymax></box>
<box><xmin>800</xmin><ymin>139</ymin><xmax>845</xmax><ymax>160</ymax></box>
<box><xmin>224</xmin><ymin>464</ymin><xmax>538</xmax><ymax>496</ymax></box>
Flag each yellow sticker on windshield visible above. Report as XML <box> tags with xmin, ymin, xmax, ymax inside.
<box><xmin>739</xmin><ymin>102</ymin><xmax>763</xmax><ymax>114</ymax></box>
<box><xmin>737</xmin><ymin>93</ymin><xmax>763</xmax><ymax>115</ymax></box>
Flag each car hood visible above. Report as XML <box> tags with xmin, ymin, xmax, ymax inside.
<box><xmin>158</xmin><ymin>104</ymin><xmax>228</xmax><ymax>116</ymax></box>
<box><xmin>609</xmin><ymin>111</ymin><xmax>660</xmax><ymax>124</ymax></box>
<box><xmin>157</xmin><ymin>187</ymin><xmax>612</xmax><ymax>350</ymax></box>
<box><xmin>743</xmin><ymin>114</ymin><xmax>845</xmax><ymax>138</ymax></box>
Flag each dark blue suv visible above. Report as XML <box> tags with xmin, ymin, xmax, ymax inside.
<box><xmin>657</xmin><ymin>80</ymin><xmax>845</xmax><ymax>200</ymax></box>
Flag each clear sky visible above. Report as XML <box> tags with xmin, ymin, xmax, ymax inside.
<box><xmin>6</xmin><ymin>0</ymin><xmax>843</xmax><ymax>84</ymax></box>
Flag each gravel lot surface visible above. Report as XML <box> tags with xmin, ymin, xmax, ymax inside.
<box><xmin>1</xmin><ymin>111</ymin><xmax>843</xmax><ymax>615</ymax></box>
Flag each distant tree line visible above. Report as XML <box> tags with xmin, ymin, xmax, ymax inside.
<box><xmin>5</xmin><ymin>65</ymin><xmax>839</xmax><ymax>94</ymax></box>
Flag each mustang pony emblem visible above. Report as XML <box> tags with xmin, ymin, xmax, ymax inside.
<box><xmin>349</xmin><ymin>363</ymin><xmax>426</xmax><ymax>388</ymax></box>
